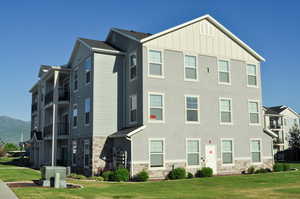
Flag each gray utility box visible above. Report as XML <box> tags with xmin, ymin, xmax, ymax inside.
<box><xmin>41</xmin><ymin>166</ymin><xmax>67</xmax><ymax>188</ymax></box>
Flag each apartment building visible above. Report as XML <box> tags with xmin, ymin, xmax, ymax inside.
<box><xmin>29</xmin><ymin>14</ymin><xmax>273</xmax><ymax>178</ymax></box>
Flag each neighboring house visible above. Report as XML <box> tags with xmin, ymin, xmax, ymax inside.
<box><xmin>29</xmin><ymin>14</ymin><xmax>273</xmax><ymax>178</ymax></box>
<box><xmin>263</xmin><ymin>106</ymin><xmax>300</xmax><ymax>154</ymax></box>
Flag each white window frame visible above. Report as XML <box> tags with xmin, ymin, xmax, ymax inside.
<box><xmin>72</xmin><ymin>140</ymin><xmax>77</xmax><ymax>166</ymax></box>
<box><xmin>129</xmin><ymin>52</ymin><xmax>137</xmax><ymax>82</ymax></box>
<box><xmin>246</xmin><ymin>63</ymin><xmax>258</xmax><ymax>88</ymax></box>
<box><xmin>129</xmin><ymin>94</ymin><xmax>137</xmax><ymax>124</ymax></box>
<box><xmin>248</xmin><ymin>100</ymin><xmax>261</xmax><ymax>126</ymax></box>
<box><xmin>73</xmin><ymin>68</ymin><xmax>79</xmax><ymax>92</ymax></box>
<box><xmin>185</xmin><ymin>95</ymin><xmax>200</xmax><ymax>124</ymax></box>
<box><xmin>84</xmin><ymin>139</ymin><xmax>90</xmax><ymax>168</ymax></box>
<box><xmin>73</xmin><ymin>104</ymin><xmax>78</xmax><ymax>128</ymax></box>
<box><xmin>184</xmin><ymin>54</ymin><xmax>198</xmax><ymax>82</ymax></box>
<box><xmin>148</xmin><ymin>92</ymin><xmax>165</xmax><ymax>123</ymax></box>
<box><xmin>250</xmin><ymin>138</ymin><xmax>262</xmax><ymax>164</ymax></box>
<box><xmin>218</xmin><ymin>59</ymin><xmax>231</xmax><ymax>85</ymax></box>
<box><xmin>221</xmin><ymin>138</ymin><xmax>234</xmax><ymax>166</ymax></box>
<box><xmin>186</xmin><ymin>138</ymin><xmax>201</xmax><ymax>168</ymax></box>
<box><xmin>148</xmin><ymin>49</ymin><xmax>164</xmax><ymax>79</ymax></box>
<box><xmin>219</xmin><ymin>97</ymin><xmax>233</xmax><ymax>125</ymax></box>
<box><xmin>149</xmin><ymin>138</ymin><xmax>165</xmax><ymax>170</ymax></box>
<box><xmin>84</xmin><ymin>98</ymin><xmax>91</xmax><ymax>126</ymax></box>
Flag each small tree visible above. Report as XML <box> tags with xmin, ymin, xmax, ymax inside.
<box><xmin>289</xmin><ymin>127</ymin><xmax>300</xmax><ymax>149</ymax></box>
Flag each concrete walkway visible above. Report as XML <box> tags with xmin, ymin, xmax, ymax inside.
<box><xmin>0</xmin><ymin>180</ymin><xmax>18</xmax><ymax>199</ymax></box>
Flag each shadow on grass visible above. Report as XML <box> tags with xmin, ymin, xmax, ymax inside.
<box><xmin>0</xmin><ymin>157</ymin><xmax>31</xmax><ymax>167</ymax></box>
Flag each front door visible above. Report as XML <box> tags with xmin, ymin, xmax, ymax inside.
<box><xmin>205</xmin><ymin>145</ymin><xmax>217</xmax><ymax>174</ymax></box>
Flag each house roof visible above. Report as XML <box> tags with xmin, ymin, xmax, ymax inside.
<box><xmin>78</xmin><ymin>38</ymin><xmax>120</xmax><ymax>51</ymax></box>
<box><xmin>109</xmin><ymin>126</ymin><xmax>146</xmax><ymax>138</ymax></box>
<box><xmin>112</xmin><ymin>28</ymin><xmax>152</xmax><ymax>40</ymax></box>
<box><xmin>264</xmin><ymin>106</ymin><xmax>288</xmax><ymax>115</ymax></box>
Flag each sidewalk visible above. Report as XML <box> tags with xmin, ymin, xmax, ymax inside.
<box><xmin>0</xmin><ymin>180</ymin><xmax>18</xmax><ymax>199</ymax></box>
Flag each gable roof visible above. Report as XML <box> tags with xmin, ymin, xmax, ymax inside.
<box><xmin>265</xmin><ymin>106</ymin><xmax>287</xmax><ymax>115</ymax></box>
<box><xmin>78</xmin><ymin>37</ymin><xmax>121</xmax><ymax>51</ymax></box>
<box><xmin>112</xmin><ymin>28</ymin><xmax>152</xmax><ymax>41</ymax></box>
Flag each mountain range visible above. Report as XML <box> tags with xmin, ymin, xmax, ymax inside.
<box><xmin>0</xmin><ymin>116</ymin><xmax>30</xmax><ymax>144</ymax></box>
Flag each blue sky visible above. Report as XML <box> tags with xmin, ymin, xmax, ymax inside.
<box><xmin>0</xmin><ymin>0</ymin><xmax>299</xmax><ymax>121</ymax></box>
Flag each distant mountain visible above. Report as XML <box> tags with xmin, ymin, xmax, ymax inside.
<box><xmin>0</xmin><ymin>116</ymin><xmax>30</xmax><ymax>144</ymax></box>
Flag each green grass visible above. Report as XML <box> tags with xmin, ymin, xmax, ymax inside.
<box><xmin>2</xmin><ymin>157</ymin><xmax>300</xmax><ymax>199</ymax></box>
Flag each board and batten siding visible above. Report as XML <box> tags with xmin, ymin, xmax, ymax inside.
<box><xmin>143</xmin><ymin>19</ymin><xmax>259</xmax><ymax>64</ymax></box>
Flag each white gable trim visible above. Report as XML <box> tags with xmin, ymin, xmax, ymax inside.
<box><xmin>141</xmin><ymin>14</ymin><xmax>265</xmax><ymax>62</ymax></box>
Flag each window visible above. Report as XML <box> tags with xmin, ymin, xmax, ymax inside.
<box><xmin>251</xmin><ymin>139</ymin><xmax>261</xmax><ymax>163</ymax></box>
<box><xmin>150</xmin><ymin>139</ymin><xmax>164</xmax><ymax>168</ymax></box>
<box><xmin>247</xmin><ymin>64</ymin><xmax>257</xmax><ymax>86</ymax></box>
<box><xmin>294</xmin><ymin>119</ymin><xmax>298</xmax><ymax>127</ymax></box>
<box><xmin>222</xmin><ymin>139</ymin><xmax>233</xmax><ymax>164</ymax></box>
<box><xmin>85</xmin><ymin>98</ymin><xmax>90</xmax><ymax>125</ymax></box>
<box><xmin>129</xmin><ymin>94</ymin><xmax>137</xmax><ymax>123</ymax></box>
<box><xmin>74</xmin><ymin>69</ymin><xmax>78</xmax><ymax>91</ymax></box>
<box><xmin>218</xmin><ymin>60</ymin><xmax>230</xmax><ymax>84</ymax></box>
<box><xmin>187</xmin><ymin>139</ymin><xmax>200</xmax><ymax>166</ymax></box>
<box><xmin>184</xmin><ymin>55</ymin><xmax>197</xmax><ymax>80</ymax></box>
<box><xmin>185</xmin><ymin>96</ymin><xmax>199</xmax><ymax>123</ymax></box>
<box><xmin>149</xmin><ymin>50</ymin><xmax>163</xmax><ymax>77</ymax></box>
<box><xmin>249</xmin><ymin>101</ymin><xmax>259</xmax><ymax>124</ymax></box>
<box><xmin>149</xmin><ymin>93</ymin><xmax>164</xmax><ymax>122</ymax></box>
<box><xmin>72</xmin><ymin>140</ymin><xmax>77</xmax><ymax>166</ymax></box>
<box><xmin>84</xmin><ymin>140</ymin><xmax>90</xmax><ymax>168</ymax></box>
<box><xmin>129</xmin><ymin>53</ymin><xmax>137</xmax><ymax>81</ymax></box>
<box><xmin>73</xmin><ymin>105</ymin><xmax>78</xmax><ymax>127</ymax></box>
<box><xmin>84</xmin><ymin>57</ymin><xmax>92</xmax><ymax>84</ymax></box>
<box><xmin>220</xmin><ymin>98</ymin><xmax>232</xmax><ymax>124</ymax></box>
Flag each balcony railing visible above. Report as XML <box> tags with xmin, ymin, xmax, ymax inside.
<box><xmin>43</xmin><ymin>123</ymin><xmax>69</xmax><ymax>138</ymax></box>
<box><xmin>44</xmin><ymin>90</ymin><xmax>54</xmax><ymax>105</ymax></box>
<box><xmin>58</xmin><ymin>88</ymin><xmax>70</xmax><ymax>102</ymax></box>
<box><xmin>31</xmin><ymin>103</ymin><xmax>38</xmax><ymax>113</ymax></box>
<box><xmin>269</xmin><ymin>124</ymin><xmax>282</xmax><ymax>130</ymax></box>
<box><xmin>43</xmin><ymin>124</ymin><xmax>53</xmax><ymax>137</ymax></box>
<box><xmin>274</xmin><ymin>138</ymin><xmax>284</xmax><ymax>145</ymax></box>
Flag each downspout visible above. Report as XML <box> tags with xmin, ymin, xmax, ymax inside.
<box><xmin>126</xmin><ymin>136</ymin><xmax>134</xmax><ymax>178</ymax></box>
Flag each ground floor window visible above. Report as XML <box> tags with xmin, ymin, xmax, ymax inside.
<box><xmin>221</xmin><ymin>139</ymin><xmax>233</xmax><ymax>164</ymax></box>
<box><xmin>84</xmin><ymin>140</ymin><xmax>90</xmax><ymax>168</ymax></box>
<box><xmin>72</xmin><ymin>140</ymin><xmax>77</xmax><ymax>166</ymax></box>
<box><xmin>187</xmin><ymin>139</ymin><xmax>200</xmax><ymax>166</ymax></box>
<box><xmin>251</xmin><ymin>139</ymin><xmax>261</xmax><ymax>163</ymax></box>
<box><xmin>150</xmin><ymin>139</ymin><xmax>164</xmax><ymax>168</ymax></box>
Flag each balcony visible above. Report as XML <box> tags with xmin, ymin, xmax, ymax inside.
<box><xmin>57</xmin><ymin>122</ymin><xmax>69</xmax><ymax>136</ymax></box>
<box><xmin>43</xmin><ymin>124</ymin><xmax>53</xmax><ymax>138</ymax></box>
<box><xmin>31</xmin><ymin>102</ymin><xmax>38</xmax><ymax>113</ymax></box>
<box><xmin>269</xmin><ymin>124</ymin><xmax>282</xmax><ymax>130</ymax></box>
<box><xmin>44</xmin><ymin>90</ymin><xmax>54</xmax><ymax>105</ymax></box>
<box><xmin>58</xmin><ymin>88</ymin><xmax>69</xmax><ymax>102</ymax></box>
<box><xmin>274</xmin><ymin>138</ymin><xmax>284</xmax><ymax>145</ymax></box>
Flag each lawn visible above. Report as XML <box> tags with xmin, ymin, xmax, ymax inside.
<box><xmin>1</xmin><ymin>157</ymin><xmax>300</xmax><ymax>199</ymax></box>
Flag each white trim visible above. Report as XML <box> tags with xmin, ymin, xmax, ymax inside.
<box><xmin>148</xmin><ymin>92</ymin><xmax>165</xmax><ymax>123</ymax></box>
<box><xmin>235</xmin><ymin>157</ymin><xmax>251</xmax><ymax>160</ymax></box>
<box><xmin>140</xmin><ymin>14</ymin><xmax>265</xmax><ymax>62</ymax></box>
<box><xmin>220</xmin><ymin>138</ymin><xmax>235</xmax><ymax>166</ymax></box>
<box><xmin>218</xmin><ymin>59</ymin><xmax>231</xmax><ymax>85</ymax></box>
<box><xmin>184</xmin><ymin>95</ymin><xmax>200</xmax><ymax>124</ymax></box>
<box><xmin>91</xmin><ymin>47</ymin><xmax>125</xmax><ymax>55</ymax></box>
<box><xmin>129</xmin><ymin>52</ymin><xmax>137</xmax><ymax>82</ymax></box>
<box><xmin>183</xmin><ymin>54</ymin><xmax>198</xmax><ymax>82</ymax></box>
<box><xmin>186</xmin><ymin>138</ymin><xmax>201</xmax><ymax>168</ymax></box>
<box><xmin>246</xmin><ymin>63</ymin><xmax>259</xmax><ymax>88</ymax></box>
<box><xmin>148</xmin><ymin>49</ymin><xmax>164</xmax><ymax>79</ymax></box>
<box><xmin>248</xmin><ymin>99</ymin><xmax>261</xmax><ymax>126</ymax></box>
<box><xmin>149</xmin><ymin>138</ymin><xmax>165</xmax><ymax>170</ymax></box>
<box><xmin>219</xmin><ymin>97</ymin><xmax>233</xmax><ymax>125</ymax></box>
<box><xmin>250</xmin><ymin>138</ymin><xmax>263</xmax><ymax>165</ymax></box>
<box><xmin>129</xmin><ymin>94</ymin><xmax>137</xmax><ymax>125</ymax></box>
<box><xmin>127</xmin><ymin>125</ymin><xmax>146</xmax><ymax>137</ymax></box>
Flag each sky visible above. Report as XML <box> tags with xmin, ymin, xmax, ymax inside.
<box><xmin>0</xmin><ymin>0</ymin><xmax>299</xmax><ymax>121</ymax></box>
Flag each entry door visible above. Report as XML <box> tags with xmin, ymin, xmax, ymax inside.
<box><xmin>205</xmin><ymin>145</ymin><xmax>217</xmax><ymax>174</ymax></box>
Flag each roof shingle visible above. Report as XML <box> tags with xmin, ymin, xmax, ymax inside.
<box><xmin>113</xmin><ymin>28</ymin><xmax>152</xmax><ymax>40</ymax></box>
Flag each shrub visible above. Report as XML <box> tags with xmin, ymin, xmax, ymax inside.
<box><xmin>88</xmin><ymin>176</ymin><xmax>104</xmax><ymax>181</ymax></box>
<box><xmin>4</xmin><ymin>143</ymin><xmax>19</xmax><ymax>152</ymax></box>
<box><xmin>134</xmin><ymin>170</ymin><xmax>149</xmax><ymax>182</ymax></box>
<box><xmin>112</xmin><ymin>168</ymin><xmax>129</xmax><ymax>182</ymax></box>
<box><xmin>247</xmin><ymin>166</ymin><xmax>255</xmax><ymax>174</ymax></box>
<box><xmin>283</xmin><ymin>163</ymin><xmax>290</xmax><ymax>171</ymax></box>
<box><xmin>187</xmin><ymin>172</ymin><xmax>194</xmax><ymax>179</ymax></box>
<box><xmin>68</xmin><ymin>173</ymin><xmax>86</xmax><ymax>180</ymax></box>
<box><xmin>254</xmin><ymin>168</ymin><xmax>268</xmax><ymax>174</ymax></box>
<box><xmin>102</xmin><ymin>171</ymin><xmax>114</xmax><ymax>181</ymax></box>
<box><xmin>265</xmin><ymin>168</ymin><xmax>272</xmax><ymax>173</ymax></box>
<box><xmin>273</xmin><ymin>163</ymin><xmax>284</xmax><ymax>172</ymax></box>
<box><xmin>195</xmin><ymin>167</ymin><xmax>213</xmax><ymax>178</ymax></box>
<box><xmin>167</xmin><ymin>168</ymin><xmax>186</xmax><ymax>180</ymax></box>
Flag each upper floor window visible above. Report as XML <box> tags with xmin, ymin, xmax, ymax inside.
<box><xmin>221</xmin><ymin>139</ymin><xmax>233</xmax><ymax>164</ymax></box>
<box><xmin>129</xmin><ymin>94</ymin><xmax>137</xmax><ymax>123</ymax></box>
<box><xmin>187</xmin><ymin>139</ymin><xmax>200</xmax><ymax>166</ymax></box>
<box><xmin>150</xmin><ymin>139</ymin><xmax>164</xmax><ymax>168</ymax></box>
<box><xmin>185</xmin><ymin>96</ymin><xmax>199</xmax><ymax>123</ymax></box>
<box><xmin>149</xmin><ymin>50</ymin><xmax>163</xmax><ymax>77</ymax></box>
<box><xmin>218</xmin><ymin>60</ymin><xmax>230</xmax><ymax>84</ymax></box>
<box><xmin>248</xmin><ymin>101</ymin><xmax>259</xmax><ymax>124</ymax></box>
<box><xmin>74</xmin><ymin>69</ymin><xmax>78</xmax><ymax>91</ymax></box>
<box><xmin>85</xmin><ymin>98</ymin><xmax>91</xmax><ymax>125</ymax></box>
<box><xmin>250</xmin><ymin>139</ymin><xmax>261</xmax><ymax>163</ymax></box>
<box><xmin>219</xmin><ymin>98</ymin><xmax>232</xmax><ymax>124</ymax></box>
<box><xmin>247</xmin><ymin>64</ymin><xmax>257</xmax><ymax>87</ymax></box>
<box><xmin>73</xmin><ymin>105</ymin><xmax>78</xmax><ymax>127</ymax></box>
<box><xmin>84</xmin><ymin>57</ymin><xmax>92</xmax><ymax>84</ymax></box>
<box><xmin>129</xmin><ymin>53</ymin><xmax>137</xmax><ymax>81</ymax></box>
<box><xmin>149</xmin><ymin>93</ymin><xmax>164</xmax><ymax>122</ymax></box>
<box><xmin>184</xmin><ymin>55</ymin><xmax>197</xmax><ymax>81</ymax></box>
